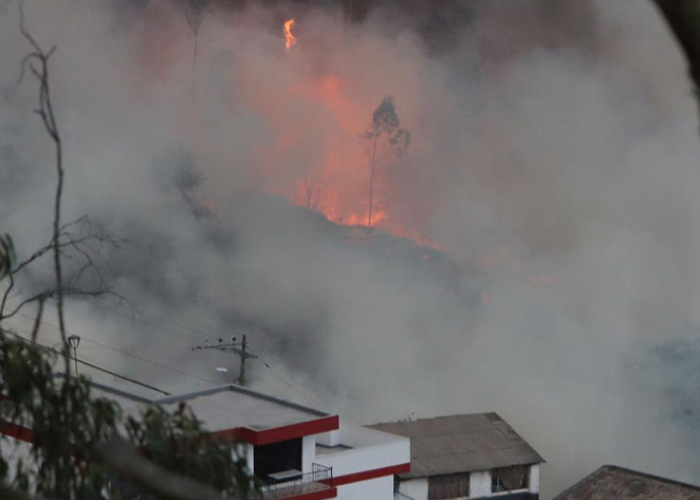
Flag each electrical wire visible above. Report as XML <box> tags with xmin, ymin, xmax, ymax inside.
<box><xmin>1</xmin><ymin>327</ymin><xmax>170</xmax><ymax>396</ymax></box>
<box><xmin>9</xmin><ymin>310</ymin><xmax>221</xmax><ymax>387</ymax></box>
<box><xmin>6</xmin><ymin>302</ymin><xmax>367</xmax><ymax>422</ymax></box>
<box><xmin>254</xmin><ymin>356</ymin><xmax>365</xmax><ymax>423</ymax></box>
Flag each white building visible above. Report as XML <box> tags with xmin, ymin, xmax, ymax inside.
<box><xmin>0</xmin><ymin>380</ymin><xmax>410</xmax><ymax>500</ymax></box>
<box><xmin>369</xmin><ymin>413</ymin><xmax>544</xmax><ymax>500</ymax></box>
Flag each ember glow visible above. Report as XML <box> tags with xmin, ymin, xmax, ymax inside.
<box><xmin>283</xmin><ymin>19</ymin><xmax>297</xmax><ymax>50</ymax></box>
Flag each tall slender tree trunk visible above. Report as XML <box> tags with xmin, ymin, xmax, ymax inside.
<box><xmin>192</xmin><ymin>32</ymin><xmax>198</xmax><ymax>109</ymax></box>
<box><xmin>367</xmin><ymin>135</ymin><xmax>378</xmax><ymax>228</ymax></box>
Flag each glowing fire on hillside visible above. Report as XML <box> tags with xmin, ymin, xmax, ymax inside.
<box><xmin>284</xmin><ymin>19</ymin><xmax>297</xmax><ymax>50</ymax></box>
<box><xmin>246</xmin><ymin>20</ymin><xmax>441</xmax><ymax>249</ymax></box>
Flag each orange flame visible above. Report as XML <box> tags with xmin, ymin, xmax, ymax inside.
<box><xmin>284</xmin><ymin>19</ymin><xmax>297</xmax><ymax>50</ymax></box>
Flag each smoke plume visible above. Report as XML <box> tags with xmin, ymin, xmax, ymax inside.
<box><xmin>2</xmin><ymin>0</ymin><xmax>700</xmax><ymax>497</ymax></box>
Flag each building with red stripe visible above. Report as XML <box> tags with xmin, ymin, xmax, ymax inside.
<box><xmin>0</xmin><ymin>380</ymin><xmax>410</xmax><ymax>500</ymax></box>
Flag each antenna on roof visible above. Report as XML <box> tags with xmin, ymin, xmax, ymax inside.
<box><xmin>191</xmin><ymin>334</ymin><xmax>256</xmax><ymax>386</ymax></box>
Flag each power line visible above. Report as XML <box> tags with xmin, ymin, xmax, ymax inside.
<box><xmin>254</xmin><ymin>357</ymin><xmax>323</xmax><ymax>410</ymax></box>
<box><xmin>6</xmin><ymin>303</ymin><xmax>365</xmax><ymax>421</ymax></box>
<box><xmin>2</xmin><ymin>327</ymin><xmax>170</xmax><ymax>396</ymax></box>
<box><xmin>192</xmin><ymin>335</ymin><xmax>256</xmax><ymax>386</ymax></box>
<box><xmin>88</xmin><ymin>301</ymin><xmax>214</xmax><ymax>342</ymax></box>
<box><xmin>9</xmin><ymin>310</ymin><xmax>222</xmax><ymax>387</ymax></box>
<box><xmin>254</xmin><ymin>356</ymin><xmax>365</xmax><ymax>423</ymax></box>
<box><xmin>25</xmin><ymin>315</ymin><xmax>343</xmax><ymax>412</ymax></box>
<box><xmin>6</xmin><ymin>294</ymin><xmax>212</xmax><ymax>346</ymax></box>
<box><xmin>79</xmin><ymin>335</ymin><xmax>220</xmax><ymax>387</ymax></box>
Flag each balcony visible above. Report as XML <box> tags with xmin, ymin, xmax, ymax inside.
<box><xmin>261</xmin><ymin>463</ymin><xmax>334</xmax><ymax>500</ymax></box>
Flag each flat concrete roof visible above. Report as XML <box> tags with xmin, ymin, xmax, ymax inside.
<box><xmin>155</xmin><ymin>384</ymin><xmax>332</xmax><ymax>432</ymax></box>
<box><xmin>78</xmin><ymin>377</ymin><xmax>335</xmax><ymax>437</ymax></box>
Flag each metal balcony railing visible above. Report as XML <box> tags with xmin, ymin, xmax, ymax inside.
<box><xmin>261</xmin><ymin>463</ymin><xmax>333</xmax><ymax>500</ymax></box>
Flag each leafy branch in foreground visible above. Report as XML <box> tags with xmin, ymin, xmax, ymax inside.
<box><xmin>0</xmin><ymin>4</ymin><xmax>253</xmax><ymax>498</ymax></box>
<box><xmin>0</xmin><ymin>332</ymin><xmax>254</xmax><ymax>500</ymax></box>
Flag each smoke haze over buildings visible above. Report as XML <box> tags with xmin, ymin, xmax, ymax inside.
<box><xmin>2</xmin><ymin>0</ymin><xmax>700</xmax><ymax>497</ymax></box>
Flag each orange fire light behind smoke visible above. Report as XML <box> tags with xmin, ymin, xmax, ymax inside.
<box><xmin>245</xmin><ymin>23</ymin><xmax>444</xmax><ymax>250</ymax></box>
<box><xmin>284</xmin><ymin>19</ymin><xmax>297</xmax><ymax>50</ymax></box>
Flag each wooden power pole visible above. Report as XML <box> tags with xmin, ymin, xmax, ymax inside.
<box><xmin>238</xmin><ymin>334</ymin><xmax>247</xmax><ymax>386</ymax></box>
<box><xmin>191</xmin><ymin>334</ymin><xmax>256</xmax><ymax>386</ymax></box>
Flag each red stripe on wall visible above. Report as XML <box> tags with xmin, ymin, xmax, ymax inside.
<box><xmin>0</xmin><ymin>414</ymin><xmax>339</xmax><ymax>449</ymax></box>
<box><xmin>212</xmin><ymin>416</ymin><xmax>339</xmax><ymax>446</ymax></box>
<box><xmin>330</xmin><ymin>463</ymin><xmax>411</xmax><ymax>487</ymax></box>
<box><xmin>0</xmin><ymin>421</ymin><xmax>36</xmax><ymax>444</ymax></box>
<box><xmin>254</xmin><ymin>416</ymin><xmax>339</xmax><ymax>446</ymax></box>
<box><xmin>269</xmin><ymin>463</ymin><xmax>408</xmax><ymax>500</ymax></box>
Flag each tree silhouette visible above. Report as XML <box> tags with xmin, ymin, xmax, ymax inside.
<box><xmin>362</xmin><ymin>96</ymin><xmax>411</xmax><ymax>228</ymax></box>
<box><xmin>180</xmin><ymin>0</ymin><xmax>211</xmax><ymax>107</ymax></box>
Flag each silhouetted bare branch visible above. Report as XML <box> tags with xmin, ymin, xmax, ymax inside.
<box><xmin>18</xmin><ymin>0</ymin><xmax>69</xmax><ymax>375</ymax></box>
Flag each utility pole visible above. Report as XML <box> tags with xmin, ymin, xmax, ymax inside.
<box><xmin>239</xmin><ymin>334</ymin><xmax>247</xmax><ymax>386</ymax></box>
<box><xmin>191</xmin><ymin>335</ymin><xmax>256</xmax><ymax>386</ymax></box>
<box><xmin>68</xmin><ymin>335</ymin><xmax>80</xmax><ymax>375</ymax></box>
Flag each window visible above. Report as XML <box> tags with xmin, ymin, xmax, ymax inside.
<box><xmin>254</xmin><ymin>438</ymin><xmax>302</xmax><ymax>480</ymax></box>
<box><xmin>491</xmin><ymin>466</ymin><xmax>530</xmax><ymax>493</ymax></box>
<box><xmin>428</xmin><ymin>473</ymin><xmax>470</xmax><ymax>500</ymax></box>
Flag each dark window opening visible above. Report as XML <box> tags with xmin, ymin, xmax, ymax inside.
<box><xmin>491</xmin><ymin>465</ymin><xmax>530</xmax><ymax>493</ymax></box>
<box><xmin>254</xmin><ymin>438</ymin><xmax>302</xmax><ymax>480</ymax></box>
<box><xmin>428</xmin><ymin>472</ymin><xmax>470</xmax><ymax>500</ymax></box>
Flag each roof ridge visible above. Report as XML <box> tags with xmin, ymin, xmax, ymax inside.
<box><xmin>604</xmin><ymin>465</ymin><xmax>700</xmax><ymax>492</ymax></box>
<box><xmin>371</xmin><ymin>412</ymin><xmax>500</xmax><ymax>426</ymax></box>
<box><xmin>552</xmin><ymin>465</ymin><xmax>700</xmax><ymax>499</ymax></box>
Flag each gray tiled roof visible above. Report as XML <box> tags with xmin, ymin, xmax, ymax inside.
<box><xmin>553</xmin><ymin>466</ymin><xmax>700</xmax><ymax>500</ymax></box>
<box><xmin>368</xmin><ymin>413</ymin><xmax>543</xmax><ymax>479</ymax></box>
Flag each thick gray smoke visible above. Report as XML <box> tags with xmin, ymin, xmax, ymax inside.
<box><xmin>2</xmin><ymin>0</ymin><xmax>700</xmax><ymax>497</ymax></box>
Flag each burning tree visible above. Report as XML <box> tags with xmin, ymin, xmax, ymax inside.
<box><xmin>362</xmin><ymin>96</ymin><xmax>411</xmax><ymax>228</ymax></box>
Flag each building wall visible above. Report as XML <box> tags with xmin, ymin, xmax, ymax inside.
<box><xmin>302</xmin><ymin>435</ymin><xmax>315</xmax><ymax>473</ymax></box>
<box><xmin>470</xmin><ymin>470</ymin><xmax>491</xmax><ymax>498</ymax></box>
<box><xmin>394</xmin><ymin>465</ymin><xmax>540</xmax><ymax>500</ymax></box>
<box><xmin>244</xmin><ymin>443</ymin><xmax>254</xmax><ymax>475</ymax></box>
<box><xmin>397</xmin><ymin>478</ymin><xmax>428</xmax><ymax>500</ymax></box>
<box><xmin>317</xmin><ymin>429</ymin><xmax>342</xmax><ymax>447</ymax></box>
<box><xmin>397</xmin><ymin>473</ymin><xmax>489</xmax><ymax>500</ymax></box>
<box><xmin>529</xmin><ymin>465</ymin><xmax>539</xmax><ymax>494</ymax></box>
<box><xmin>315</xmin><ymin>424</ymin><xmax>409</xmax><ymax>500</ymax></box>
<box><xmin>339</xmin><ymin>475</ymin><xmax>393</xmax><ymax>500</ymax></box>
<box><xmin>314</xmin><ymin>427</ymin><xmax>409</xmax><ymax>478</ymax></box>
